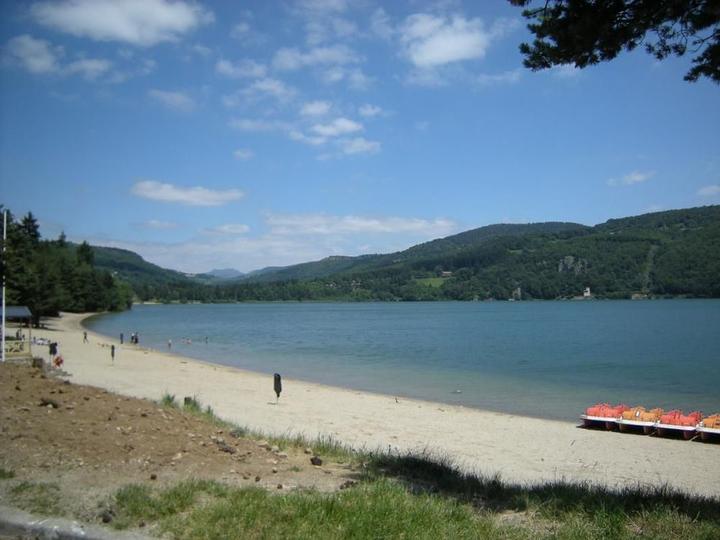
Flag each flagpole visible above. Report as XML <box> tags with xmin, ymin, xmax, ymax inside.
<box><xmin>2</xmin><ymin>209</ymin><xmax>6</xmax><ymax>363</ymax></box>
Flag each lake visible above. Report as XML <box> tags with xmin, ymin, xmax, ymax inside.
<box><xmin>85</xmin><ymin>300</ymin><xmax>720</xmax><ymax>421</ymax></box>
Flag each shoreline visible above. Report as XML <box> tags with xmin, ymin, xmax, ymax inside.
<box><xmin>29</xmin><ymin>312</ymin><xmax>720</xmax><ymax>498</ymax></box>
<box><xmin>82</xmin><ymin>312</ymin><xmax>577</xmax><ymax>425</ymax></box>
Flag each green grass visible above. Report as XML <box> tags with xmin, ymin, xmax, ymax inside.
<box><xmin>143</xmin><ymin>393</ymin><xmax>720</xmax><ymax>539</ymax></box>
<box><xmin>414</xmin><ymin>277</ymin><xmax>447</xmax><ymax>288</ymax></box>
<box><xmin>9</xmin><ymin>482</ymin><xmax>63</xmax><ymax>516</ymax></box>
<box><xmin>359</xmin><ymin>450</ymin><xmax>720</xmax><ymax>539</ymax></box>
<box><xmin>109</xmin><ymin>467</ymin><xmax>720</xmax><ymax>540</ymax></box>
<box><xmin>160</xmin><ymin>392</ymin><xmax>177</xmax><ymax>408</ymax></box>
<box><xmin>0</xmin><ymin>467</ymin><xmax>15</xmax><ymax>479</ymax></box>
<box><xmin>112</xmin><ymin>478</ymin><xmax>505</xmax><ymax>539</ymax></box>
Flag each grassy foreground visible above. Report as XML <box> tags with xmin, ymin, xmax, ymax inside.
<box><xmin>101</xmin><ymin>395</ymin><xmax>720</xmax><ymax>539</ymax></box>
<box><xmin>108</xmin><ymin>472</ymin><xmax>719</xmax><ymax>540</ymax></box>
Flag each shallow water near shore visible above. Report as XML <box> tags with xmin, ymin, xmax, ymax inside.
<box><xmin>85</xmin><ymin>300</ymin><xmax>720</xmax><ymax>421</ymax></box>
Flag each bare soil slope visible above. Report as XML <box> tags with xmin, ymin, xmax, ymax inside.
<box><xmin>0</xmin><ymin>362</ymin><xmax>356</xmax><ymax>525</ymax></box>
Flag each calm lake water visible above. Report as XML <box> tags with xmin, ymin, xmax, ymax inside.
<box><xmin>85</xmin><ymin>301</ymin><xmax>720</xmax><ymax>421</ymax></box>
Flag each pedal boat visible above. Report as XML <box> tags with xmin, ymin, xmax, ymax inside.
<box><xmin>581</xmin><ymin>403</ymin><xmax>629</xmax><ymax>431</ymax></box>
<box><xmin>617</xmin><ymin>407</ymin><xmax>663</xmax><ymax>435</ymax></box>
<box><xmin>656</xmin><ymin>410</ymin><xmax>702</xmax><ymax>440</ymax></box>
<box><xmin>697</xmin><ymin>414</ymin><xmax>720</xmax><ymax>442</ymax></box>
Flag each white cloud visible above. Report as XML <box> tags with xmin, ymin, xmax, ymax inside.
<box><xmin>215</xmin><ymin>58</ymin><xmax>266</xmax><ymax>78</ymax></box>
<box><xmin>477</xmin><ymin>69</ymin><xmax>522</xmax><ymax>86</ymax></box>
<box><xmin>4</xmin><ymin>34</ymin><xmax>121</xmax><ymax>81</ymax></box>
<box><xmin>489</xmin><ymin>17</ymin><xmax>522</xmax><ymax>39</ymax></box>
<box><xmin>321</xmin><ymin>66</ymin><xmax>371</xmax><ymax>89</ymax></box>
<box><xmin>300</xmin><ymin>100</ymin><xmax>331</xmax><ymax>116</ymax></box>
<box><xmin>267</xmin><ymin>214</ymin><xmax>455</xmax><ymax>236</ymax></box>
<box><xmin>89</xmin><ymin>233</ymin><xmax>334</xmax><ymax>274</ymax></box>
<box><xmin>86</xmin><ymin>210</ymin><xmax>458</xmax><ymax>273</ymax></box>
<box><xmin>289</xmin><ymin>130</ymin><xmax>327</xmax><ymax>146</ymax></box>
<box><xmin>551</xmin><ymin>64</ymin><xmax>581</xmax><ymax>78</ymax></box>
<box><xmin>190</xmin><ymin>44</ymin><xmax>211</xmax><ymax>56</ymax></box>
<box><xmin>4</xmin><ymin>34</ymin><xmax>62</xmax><ymax>74</ymax></box>
<box><xmin>233</xmin><ymin>148</ymin><xmax>254</xmax><ymax>160</ymax></box>
<box><xmin>205</xmin><ymin>223</ymin><xmax>250</xmax><ymax>235</ymax></box>
<box><xmin>230</xmin><ymin>22</ymin><xmax>250</xmax><ymax>38</ymax></box>
<box><xmin>273</xmin><ymin>44</ymin><xmax>358</xmax><ymax>70</ymax></box>
<box><xmin>139</xmin><ymin>219</ymin><xmax>178</xmax><ymax>229</ymax></box>
<box><xmin>311</xmin><ymin>117</ymin><xmax>362</xmax><ymax>137</ymax></box>
<box><xmin>229</xmin><ymin>118</ymin><xmax>290</xmax><ymax>132</ymax></box>
<box><xmin>297</xmin><ymin>0</ymin><xmax>347</xmax><ymax>12</ymax></box>
<box><xmin>245</xmin><ymin>77</ymin><xmax>295</xmax><ymax>101</ymax></box>
<box><xmin>66</xmin><ymin>58</ymin><xmax>112</xmax><ymax>79</ymax></box>
<box><xmin>303</xmin><ymin>16</ymin><xmax>357</xmax><ymax>46</ymax></box>
<box><xmin>370</xmin><ymin>8</ymin><xmax>393</xmax><ymax>40</ymax></box>
<box><xmin>148</xmin><ymin>89</ymin><xmax>195</xmax><ymax>111</ymax></box>
<box><xmin>30</xmin><ymin>0</ymin><xmax>213</xmax><ymax>47</ymax></box>
<box><xmin>358</xmin><ymin>104</ymin><xmax>382</xmax><ymax>117</ymax></box>
<box><xmin>106</xmin><ymin>57</ymin><xmax>155</xmax><ymax>83</ymax></box>
<box><xmin>607</xmin><ymin>171</ymin><xmax>655</xmax><ymax>187</ymax></box>
<box><xmin>400</xmin><ymin>14</ymin><xmax>491</xmax><ymax>68</ymax></box>
<box><xmin>131</xmin><ymin>181</ymin><xmax>243</xmax><ymax>206</ymax></box>
<box><xmin>697</xmin><ymin>185</ymin><xmax>720</xmax><ymax>197</ymax></box>
<box><xmin>339</xmin><ymin>137</ymin><xmax>380</xmax><ymax>155</ymax></box>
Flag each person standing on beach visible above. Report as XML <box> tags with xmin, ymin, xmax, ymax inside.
<box><xmin>168</xmin><ymin>339</ymin><xmax>172</xmax><ymax>350</ymax></box>
<box><xmin>83</xmin><ymin>331</ymin><xmax>88</xmax><ymax>343</ymax></box>
<box><xmin>120</xmin><ymin>333</ymin><xmax>124</xmax><ymax>345</ymax></box>
<box><xmin>111</xmin><ymin>344</ymin><xmax>115</xmax><ymax>364</ymax></box>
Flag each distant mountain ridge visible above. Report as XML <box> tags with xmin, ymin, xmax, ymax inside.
<box><xmin>90</xmin><ymin>205</ymin><xmax>720</xmax><ymax>301</ymax></box>
<box><xmin>203</xmin><ymin>268</ymin><xmax>245</xmax><ymax>280</ymax></box>
<box><xmin>238</xmin><ymin>221</ymin><xmax>589</xmax><ymax>284</ymax></box>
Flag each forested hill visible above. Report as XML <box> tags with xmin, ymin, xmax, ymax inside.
<box><xmin>240</xmin><ymin>221</ymin><xmax>590</xmax><ymax>284</ymax></box>
<box><xmin>91</xmin><ymin>204</ymin><xmax>718</xmax><ymax>303</ymax></box>
<box><xmin>13</xmin><ymin>204</ymin><xmax>716</xmax><ymax>307</ymax></box>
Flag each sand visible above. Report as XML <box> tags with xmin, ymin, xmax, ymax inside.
<box><xmin>26</xmin><ymin>312</ymin><xmax>720</xmax><ymax>498</ymax></box>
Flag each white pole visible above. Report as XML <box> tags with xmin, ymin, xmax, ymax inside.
<box><xmin>1</xmin><ymin>209</ymin><xmax>6</xmax><ymax>363</ymax></box>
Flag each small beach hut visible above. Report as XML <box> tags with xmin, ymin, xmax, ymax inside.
<box><xmin>3</xmin><ymin>305</ymin><xmax>33</xmax><ymax>360</ymax></box>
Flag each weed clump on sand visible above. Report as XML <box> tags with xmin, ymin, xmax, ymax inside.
<box><xmin>0</xmin><ymin>468</ymin><xmax>15</xmax><ymax>479</ymax></box>
<box><xmin>160</xmin><ymin>393</ymin><xmax>177</xmax><ymax>408</ymax></box>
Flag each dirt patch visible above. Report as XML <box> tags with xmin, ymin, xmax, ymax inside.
<box><xmin>0</xmin><ymin>362</ymin><xmax>358</xmax><ymax>525</ymax></box>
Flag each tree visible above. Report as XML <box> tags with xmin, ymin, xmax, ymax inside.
<box><xmin>21</xmin><ymin>212</ymin><xmax>40</xmax><ymax>244</ymax></box>
<box><xmin>77</xmin><ymin>241</ymin><xmax>94</xmax><ymax>266</ymax></box>
<box><xmin>510</xmin><ymin>0</ymin><xmax>720</xmax><ymax>83</ymax></box>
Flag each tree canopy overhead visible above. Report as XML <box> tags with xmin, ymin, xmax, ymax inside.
<box><xmin>510</xmin><ymin>0</ymin><xmax>720</xmax><ymax>83</ymax></box>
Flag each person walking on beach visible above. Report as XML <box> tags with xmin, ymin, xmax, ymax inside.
<box><xmin>111</xmin><ymin>344</ymin><xmax>115</xmax><ymax>364</ymax></box>
<box><xmin>83</xmin><ymin>331</ymin><xmax>88</xmax><ymax>343</ymax></box>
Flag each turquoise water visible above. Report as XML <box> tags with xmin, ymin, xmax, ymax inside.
<box><xmin>85</xmin><ymin>301</ymin><xmax>720</xmax><ymax>421</ymax></box>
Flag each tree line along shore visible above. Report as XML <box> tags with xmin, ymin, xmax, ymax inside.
<box><xmin>3</xmin><ymin>205</ymin><xmax>719</xmax><ymax>325</ymax></box>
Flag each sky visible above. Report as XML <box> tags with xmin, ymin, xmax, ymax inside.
<box><xmin>1</xmin><ymin>0</ymin><xmax>718</xmax><ymax>274</ymax></box>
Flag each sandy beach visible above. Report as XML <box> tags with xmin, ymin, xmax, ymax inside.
<box><xmin>28</xmin><ymin>312</ymin><xmax>719</xmax><ymax>498</ymax></box>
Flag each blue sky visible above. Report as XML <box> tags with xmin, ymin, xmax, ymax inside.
<box><xmin>1</xmin><ymin>0</ymin><xmax>718</xmax><ymax>273</ymax></box>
